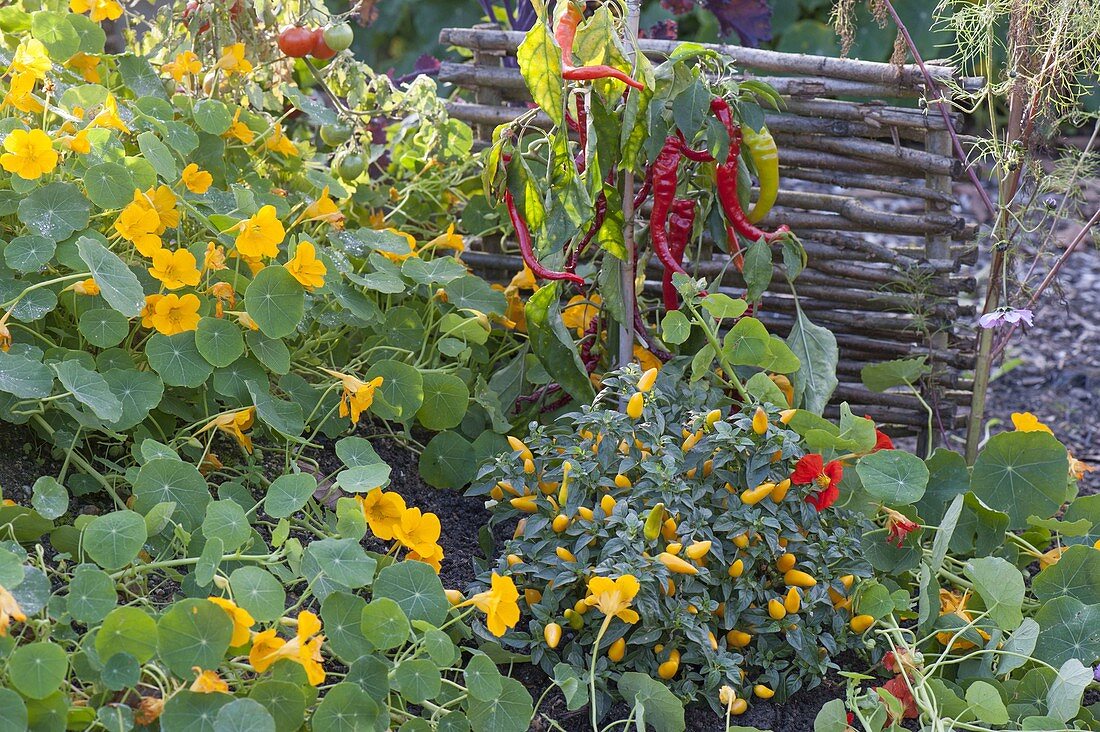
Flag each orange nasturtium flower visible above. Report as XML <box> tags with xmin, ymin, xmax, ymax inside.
<box><xmin>163</xmin><ymin>51</ymin><xmax>201</xmax><ymax>83</ymax></box>
<box><xmin>204</xmin><ymin>242</ymin><xmax>228</xmax><ymax>272</ymax></box>
<box><xmin>140</xmin><ymin>185</ymin><xmax>179</xmax><ymax>233</ymax></box>
<box><xmin>0</xmin><ymin>584</ymin><xmax>26</xmax><ymax>636</ymax></box>
<box><xmin>380</xmin><ymin>229</ymin><xmax>418</xmax><ymax>263</ymax></box>
<box><xmin>198</xmin><ymin>408</ymin><xmax>256</xmax><ymax>453</ymax></box>
<box><xmin>936</xmin><ymin>590</ymin><xmax>990</xmax><ymax>650</ymax></box>
<box><xmin>0</xmin><ymin>322</ymin><xmax>11</xmax><ymax>353</ymax></box>
<box><xmin>215</xmin><ymin>43</ymin><xmax>253</xmax><ymax>76</ymax></box>
<box><xmin>207</xmin><ymin>596</ymin><xmax>256</xmax><ymax>646</ymax></box>
<box><xmin>356</xmin><ymin>488</ymin><xmax>407</xmax><ymax>541</ymax></box>
<box><xmin>69</xmin><ymin>0</ymin><xmax>123</xmax><ymax>22</ymax></box>
<box><xmin>11</xmin><ymin>39</ymin><xmax>52</xmax><ymax>80</ymax></box>
<box><xmin>234</xmin><ymin>205</ymin><xmax>285</xmax><ymax>259</ymax></box>
<box><xmin>140</xmin><ymin>295</ymin><xmax>163</xmax><ymax>329</ymax></box>
<box><xmin>148</xmin><ymin>293</ymin><xmax>201</xmax><ymax>336</ymax></box>
<box><xmin>583</xmin><ymin>575</ymin><xmax>640</xmax><ymax>624</ymax></box>
<box><xmin>250</xmin><ymin>611</ymin><xmax>326</xmax><ymax>686</ymax></box>
<box><xmin>2</xmin><ymin>71</ymin><xmax>44</xmax><ymax>114</ymax></box>
<box><xmin>149</xmin><ymin>249</ymin><xmax>202</xmax><ymax>290</ymax></box>
<box><xmin>189</xmin><ymin>668</ymin><xmax>229</xmax><ymax>694</ymax></box>
<box><xmin>296</xmin><ymin>186</ymin><xmax>345</xmax><ymax>229</ymax></box>
<box><xmin>321</xmin><ymin>368</ymin><xmax>384</xmax><ymax>424</ymax></box>
<box><xmin>1</xmin><ymin>129</ymin><xmax>59</xmax><ymax>181</ymax></box>
<box><xmin>408</xmin><ymin>541</ymin><xmax>445</xmax><ymax>573</ymax></box>
<box><xmin>285</xmin><ymin>241</ymin><xmax>327</xmax><ymax>290</ymax></box>
<box><xmin>461</xmin><ymin>573</ymin><xmax>520</xmax><ymax>637</ymax></box>
<box><xmin>66</xmin><ymin>52</ymin><xmax>102</xmax><ymax>83</ymax></box>
<box><xmin>562</xmin><ymin>293</ymin><xmax>601</xmax><ymax>336</ymax></box>
<box><xmin>181</xmin><ymin>163</ymin><xmax>213</xmax><ymax>194</ymax></box>
<box><xmin>62</xmin><ymin>129</ymin><xmax>92</xmax><ymax>155</ymax></box>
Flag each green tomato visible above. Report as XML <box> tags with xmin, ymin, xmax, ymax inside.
<box><xmin>319</xmin><ymin>124</ymin><xmax>352</xmax><ymax>146</ymax></box>
<box><xmin>335</xmin><ymin>153</ymin><xmax>365</xmax><ymax>181</ymax></box>
<box><xmin>322</xmin><ymin>23</ymin><xmax>354</xmax><ymax>52</ymax></box>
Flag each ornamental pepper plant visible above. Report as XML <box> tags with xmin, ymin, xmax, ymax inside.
<box><xmin>468</xmin><ymin>362</ymin><xmax>875</xmax><ymax>717</ymax></box>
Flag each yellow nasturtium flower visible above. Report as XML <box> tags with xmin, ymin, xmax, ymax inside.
<box><xmin>207</xmin><ymin>597</ymin><xmax>256</xmax><ymax>647</ymax></box>
<box><xmin>0</xmin><ymin>323</ymin><xmax>11</xmax><ymax>353</ymax></box>
<box><xmin>2</xmin><ymin>71</ymin><xmax>43</xmax><ymax>114</ymax></box>
<box><xmin>392</xmin><ymin>507</ymin><xmax>443</xmax><ymax>558</ymax></box>
<box><xmin>461</xmin><ymin>573</ymin><xmax>520</xmax><ymax>637</ymax></box>
<box><xmin>584</xmin><ymin>575</ymin><xmax>640</xmax><ymax>624</ymax></box>
<box><xmin>224</xmin><ymin>108</ymin><xmax>255</xmax><ymax>144</ymax></box>
<box><xmin>89</xmin><ymin>94</ymin><xmax>130</xmax><ymax>133</ymax></box>
<box><xmin>204</xmin><ymin>242</ymin><xmax>228</xmax><ymax>272</ymax></box>
<box><xmin>148</xmin><ymin>249</ymin><xmax>201</xmax><ymax>290</ymax></box>
<box><xmin>380</xmin><ymin>229</ymin><xmax>418</xmax><ymax>262</ymax></box>
<box><xmin>139</xmin><ymin>186</ymin><xmax>179</xmax><ymax>233</ymax></box>
<box><xmin>69</xmin><ymin>0</ymin><xmax>123</xmax><ymax>22</ymax></box>
<box><xmin>69</xmin><ymin>278</ymin><xmax>101</xmax><ymax>296</ymax></box>
<box><xmin>66</xmin><ymin>52</ymin><xmax>102</xmax><ymax>83</ymax></box>
<box><xmin>181</xmin><ymin>163</ymin><xmax>213</xmax><ymax>194</ymax></box>
<box><xmin>215</xmin><ymin>43</ymin><xmax>253</xmax><ymax>76</ymax></box>
<box><xmin>114</xmin><ymin>201</ymin><xmax>162</xmax><ymax>257</ymax></box>
<box><xmin>562</xmin><ymin>293</ymin><xmax>601</xmax><ymax>336</ymax></box>
<box><xmin>424</xmin><ymin>223</ymin><xmax>464</xmax><ymax>253</ymax></box>
<box><xmin>0</xmin><ymin>584</ymin><xmax>26</xmax><ymax>636</ymax></box>
<box><xmin>11</xmin><ymin>39</ymin><xmax>51</xmax><ymax>80</ymax></box>
<box><xmin>163</xmin><ymin>51</ymin><xmax>201</xmax><ymax>83</ymax></box>
<box><xmin>189</xmin><ymin>668</ymin><xmax>229</xmax><ymax>694</ymax></box>
<box><xmin>321</xmin><ymin>368</ymin><xmax>384</xmax><ymax>425</ymax></box>
<box><xmin>285</xmin><ymin>241</ymin><xmax>327</xmax><ymax>290</ymax></box>
<box><xmin>140</xmin><ymin>294</ymin><xmax>163</xmax><ymax>329</ymax></box>
<box><xmin>264</xmin><ymin>123</ymin><xmax>298</xmax><ymax>157</ymax></box>
<box><xmin>1</xmin><ymin>129</ymin><xmax>59</xmax><ymax>181</ymax></box>
<box><xmin>148</xmin><ymin>293</ymin><xmax>201</xmax><ymax>336</ymax></box>
<box><xmin>249</xmin><ymin>611</ymin><xmax>326</xmax><ymax>686</ymax></box>
<box><xmin>355</xmin><ymin>488</ymin><xmax>406</xmax><ymax>541</ymax></box>
<box><xmin>234</xmin><ymin>205</ymin><xmax>285</xmax><ymax>259</ymax></box>
<box><xmin>63</xmin><ymin>129</ymin><xmax>92</xmax><ymax>155</ymax></box>
<box><xmin>408</xmin><ymin>541</ymin><xmax>444</xmax><ymax>573</ymax></box>
<box><xmin>198</xmin><ymin>408</ymin><xmax>256</xmax><ymax>454</ymax></box>
<box><xmin>296</xmin><ymin>186</ymin><xmax>345</xmax><ymax>229</ymax></box>
<box><xmin>1010</xmin><ymin>412</ymin><xmax>1052</xmax><ymax>434</ymax></box>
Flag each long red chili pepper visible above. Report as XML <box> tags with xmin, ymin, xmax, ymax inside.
<box><xmin>650</xmin><ymin>136</ymin><xmax>689</xmax><ymax>278</ymax></box>
<box><xmin>555</xmin><ymin>2</ymin><xmax>644</xmax><ymax>91</ymax></box>
<box><xmin>675</xmin><ymin>130</ymin><xmax>715</xmax><ymax>163</ymax></box>
<box><xmin>709</xmin><ymin>98</ymin><xmax>790</xmax><ymax>245</ymax></box>
<box><xmin>504</xmin><ymin>190</ymin><xmax>585</xmax><ymax>287</ymax></box>
<box><xmin>566</xmin><ymin>95</ymin><xmax>588</xmax><ymax>173</ymax></box>
<box><xmin>663</xmin><ymin>198</ymin><xmax>696</xmax><ymax>310</ymax></box>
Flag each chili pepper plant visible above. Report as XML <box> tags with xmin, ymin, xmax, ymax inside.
<box><xmin>483</xmin><ymin>0</ymin><xmax>837</xmax><ymax>417</ymax></box>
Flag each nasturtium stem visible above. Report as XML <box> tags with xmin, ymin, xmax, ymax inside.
<box><xmin>589</xmin><ymin>614</ymin><xmax>612</xmax><ymax>731</ymax></box>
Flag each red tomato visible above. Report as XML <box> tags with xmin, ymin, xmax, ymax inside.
<box><xmin>278</xmin><ymin>26</ymin><xmax>315</xmax><ymax>58</ymax></box>
<box><xmin>310</xmin><ymin>29</ymin><xmax>337</xmax><ymax>60</ymax></box>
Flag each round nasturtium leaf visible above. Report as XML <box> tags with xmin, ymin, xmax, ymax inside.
<box><xmin>17</xmin><ymin>181</ymin><xmax>90</xmax><ymax>242</ymax></box>
<box><xmin>84</xmin><ymin>162</ymin><xmax>137</xmax><ymax>209</ymax></box>
<box><xmin>156</xmin><ymin>598</ymin><xmax>233</xmax><ymax>679</ymax></box>
<box><xmin>970</xmin><ymin>430</ymin><xmax>1069</xmax><ymax>529</ymax></box>
<box><xmin>310</xmin><ymin>683</ymin><xmax>380</xmax><ymax>731</ymax></box>
<box><xmin>96</xmin><ymin>606</ymin><xmax>158</xmax><ymax>663</ymax></box>
<box><xmin>415</xmin><ymin>372</ymin><xmax>469</xmax><ymax>431</ymax></box>
<box><xmin>245</xmin><ymin>330</ymin><xmax>291</xmax><ymax>375</ymax></box>
<box><xmin>263</xmin><ymin>473</ymin><xmax>317</xmax><ymax>519</ymax></box>
<box><xmin>1032</xmin><ymin>544</ymin><xmax>1100</xmax><ymax>606</ymax></box>
<box><xmin>82</xmin><ymin>510</ymin><xmax>147</xmax><ymax>570</ymax></box>
<box><xmin>145</xmin><ymin>332</ymin><xmax>214</xmax><ymax>388</ymax></box>
<box><xmin>67</xmin><ymin>564</ymin><xmax>117</xmax><ymax>624</ymax></box>
<box><xmin>855</xmin><ymin>449</ymin><xmax>929</xmax><ymax>505</ymax></box>
<box><xmin>8</xmin><ymin>642</ymin><xmax>68</xmax><ymax>699</ymax></box>
<box><xmin>100</xmin><ymin>652</ymin><xmax>141</xmax><ymax>692</ymax></box>
<box><xmin>372</xmin><ymin>561</ymin><xmax>449</xmax><ymax>627</ymax></box>
<box><xmin>321</xmin><ymin>591</ymin><xmax>371</xmax><ymax>662</ymax></box>
<box><xmin>466</xmin><ymin>677</ymin><xmax>534</xmax><ymax>732</ymax></box>
<box><xmin>418</xmin><ymin>430</ymin><xmax>476</xmax><ymax>489</ymax></box>
<box><xmin>248</xmin><ymin>681</ymin><xmax>306</xmax><ymax>732</ymax></box>
<box><xmin>0</xmin><ymin>689</ymin><xmax>28</xmax><ymax>730</ymax></box>
<box><xmin>359</xmin><ymin>596</ymin><xmax>410</xmax><ymax>651</ymax></box>
<box><xmin>79</xmin><ymin>308</ymin><xmax>130</xmax><ymax>348</ymax></box>
<box><xmin>160</xmin><ymin>691</ymin><xmax>232</xmax><ymax>730</ymax></box>
<box><xmin>244</xmin><ymin>266</ymin><xmax>305</xmax><ymax>339</ymax></box>
<box><xmin>132</xmin><ymin>458</ymin><xmax>211</xmax><ymax>531</ymax></box>
<box><xmin>195</xmin><ymin>317</ymin><xmax>246</xmax><ymax>367</ymax></box>
<box><xmin>103</xmin><ymin>368</ymin><xmax>164</xmax><ymax>431</ymax></box>
<box><xmin>193</xmin><ymin>98</ymin><xmax>233</xmax><ymax>135</ymax></box>
<box><xmin>202</xmin><ymin>499</ymin><xmax>251</xmax><ymax>554</ymax></box>
<box><xmin>229</xmin><ymin>567</ymin><xmax>286</xmax><ymax>623</ymax></box>
<box><xmin>393</xmin><ymin>659</ymin><xmax>442</xmax><ymax>704</ymax></box>
<box><xmin>4</xmin><ymin>234</ymin><xmax>56</xmax><ymax>273</ymax></box>
<box><xmin>30</xmin><ymin>476</ymin><xmax>68</xmax><ymax>520</ymax></box>
<box><xmin>215</xmin><ymin>698</ymin><xmax>276</xmax><ymax>732</ymax></box>
<box><xmin>364</xmin><ymin>360</ymin><xmax>423</xmax><ymax>422</ymax></box>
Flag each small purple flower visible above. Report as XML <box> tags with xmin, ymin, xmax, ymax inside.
<box><xmin>978</xmin><ymin>307</ymin><xmax>1034</xmax><ymax>329</ymax></box>
<box><xmin>1094</xmin><ymin>665</ymin><xmax>1100</xmax><ymax>683</ymax></box>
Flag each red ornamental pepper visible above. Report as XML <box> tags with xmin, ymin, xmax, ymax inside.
<box><xmin>663</xmin><ymin>198</ymin><xmax>696</xmax><ymax>310</ymax></box>
<box><xmin>504</xmin><ymin>190</ymin><xmax>585</xmax><ymax>287</ymax></box>
<box><xmin>555</xmin><ymin>2</ymin><xmax>645</xmax><ymax>91</ymax></box>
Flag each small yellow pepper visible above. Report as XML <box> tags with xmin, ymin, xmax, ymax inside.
<box><xmin>752</xmin><ymin>406</ymin><xmax>768</xmax><ymax>435</ymax></box>
<box><xmin>767</xmin><ymin>599</ymin><xmax>787</xmax><ymax>620</ymax></box>
<box><xmin>555</xmin><ymin>546</ymin><xmax>576</xmax><ymax>563</ymax></box>
<box><xmin>686</xmin><ymin>540</ymin><xmax>712</xmax><ymax>560</ymax></box>
<box><xmin>637</xmin><ymin>367</ymin><xmax>658</xmax><ymax>393</ymax></box>
<box><xmin>608</xmin><ymin>637</ymin><xmax>626</xmax><ymax>662</ymax></box>
<box><xmin>657</xmin><ymin>552</ymin><xmax>699</xmax><ymax>575</ymax></box>
<box><xmin>784</xmin><ymin>587</ymin><xmax>801</xmax><ymax>614</ymax></box>
<box><xmin>543</xmin><ymin>622</ymin><xmax>561</xmax><ymax>649</ymax></box>
<box><xmin>753</xmin><ymin>684</ymin><xmax>775</xmax><ymax>699</ymax></box>
<box><xmin>643</xmin><ymin>503</ymin><xmax>664</xmax><ymax>542</ymax></box>
<box><xmin>850</xmin><ymin>614</ymin><xmax>875</xmax><ymax>633</ymax></box>
<box><xmin>770</xmin><ymin>478</ymin><xmax>791</xmax><ymax>502</ymax></box>
<box><xmin>726</xmin><ymin>630</ymin><xmax>752</xmax><ymax>648</ymax></box>
<box><xmin>510</xmin><ymin>496</ymin><xmax>538</xmax><ymax>513</ymax></box>
<box><xmin>657</xmin><ymin>649</ymin><xmax>680</xmax><ymax>679</ymax></box>
<box><xmin>741</xmin><ymin>482</ymin><xmax>774</xmax><ymax>506</ymax></box>
<box><xmin>777</xmin><ymin>553</ymin><xmax>796</xmax><ymax>573</ymax></box>
<box><xmin>728</xmin><ymin>559</ymin><xmax>745</xmax><ymax>578</ymax></box>
<box><xmin>626</xmin><ymin>392</ymin><xmax>644</xmax><ymax>419</ymax></box>
<box><xmin>742</xmin><ymin>123</ymin><xmax>779</xmax><ymax>224</ymax></box>
<box><xmin>552</xmin><ymin>514</ymin><xmax>569</xmax><ymax>533</ymax></box>
<box><xmin>600</xmin><ymin>494</ymin><xmax>616</xmax><ymax>515</ymax></box>
<box><xmin>784</xmin><ymin>569</ymin><xmax>817</xmax><ymax>588</ymax></box>
<box><xmin>614</xmin><ymin>473</ymin><xmax>632</xmax><ymax>489</ymax></box>
<box><xmin>507</xmin><ymin>436</ymin><xmax>533</xmax><ymax>461</ymax></box>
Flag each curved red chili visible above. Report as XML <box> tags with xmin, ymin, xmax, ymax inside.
<box><xmin>504</xmin><ymin>190</ymin><xmax>585</xmax><ymax>287</ymax></box>
<box><xmin>555</xmin><ymin>1</ymin><xmax>644</xmax><ymax>91</ymax></box>
<box><xmin>675</xmin><ymin>130</ymin><xmax>715</xmax><ymax>163</ymax></box>
<box><xmin>650</xmin><ymin>136</ymin><xmax>689</xmax><ymax>278</ymax></box>
<box><xmin>562</xmin><ymin>66</ymin><xmax>645</xmax><ymax>90</ymax></box>
<box><xmin>663</xmin><ymin>198</ymin><xmax>696</xmax><ymax>310</ymax></box>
